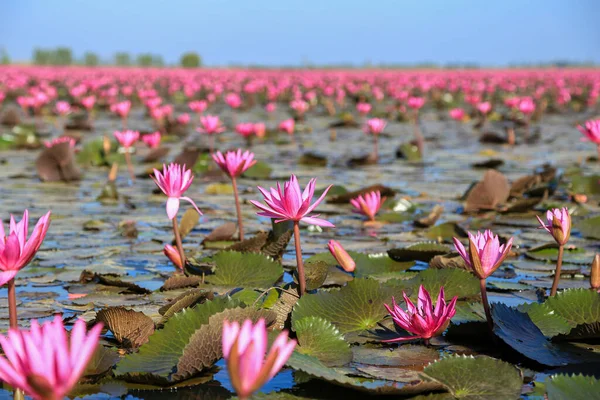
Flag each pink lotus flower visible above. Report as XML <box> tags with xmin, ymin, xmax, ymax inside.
<box><xmin>110</xmin><ymin>100</ymin><xmax>131</xmax><ymax>118</ymax></box>
<box><xmin>235</xmin><ymin>123</ymin><xmax>255</xmax><ymax>138</ymax></box>
<box><xmin>189</xmin><ymin>100</ymin><xmax>208</xmax><ymax>114</ymax></box>
<box><xmin>407</xmin><ymin>96</ymin><xmax>425</xmax><ymax>110</ymax></box>
<box><xmin>198</xmin><ymin>115</ymin><xmax>225</xmax><ymax>135</ymax></box>
<box><xmin>383</xmin><ymin>285</ymin><xmax>457</xmax><ymax>343</ymax></box>
<box><xmin>164</xmin><ymin>244</ymin><xmax>183</xmax><ymax>269</ymax></box>
<box><xmin>290</xmin><ymin>99</ymin><xmax>309</xmax><ymax>115</ymax></box>
<box><xmin>278</xmin><ymin>119</ymin><xmax>295</xmax><ymax>135</ymax></box>
<box><xmin>142</xmin><ymin>132</ymin><xmax>161</xmax><ymax>148</ymax></box>
<box><xmin>44</xmin><ymin>136</ymin><xmax>75</xmax><ymax>149</ymax></box>
<box><xmin>0</xmin><ymin>210</ymin><xmax>51</xmax><ymax>286</ymax></box>
<box><xmin>328</xmin><ymin>240</ymin><xmax>355</xmax><ymax>272</ymax></box>
<box><xmin>81</xmin><ymin>95</ymin><xmax>96</xmax><ymax>111</ymax></box>
<box><xmin>519</xmin><ymin>97</ymin><xmax>536</xmax><ymax>115</ymax></box>
<box><xmin>212</xmin><ymin>149</ymin><xmax>257</xmax><ymax>179</ymax></box>
<box><xmin>177</xmin><ymin>113</ymin><xmax>190</xmax><ymax>125</ymax></box>
<box><xmin>504</xmin><ymin>96</ymin><xmax>520</xmax><ymax>109</ymax></box>
<box><xmin>536</xmin><ymin>207</ymin><xmax>571</xmax><ymax>246</ymax></box>
<box><xmin>151</xmin><ymin>163</ymin><xmax>202</xmax><ymax>220</ymax></box>
<box><xmin>578</xmin><ymin>119</ymin><xmax>600</xmax><ymax>144</ymax></box>
<box><xmin>363</xmin><ymin>118</ymin><xmax>386</xmax><ymax>135</ymax></box>
<box><xmin>453</xmin><ymin>230</ymin><xmax>513</xmax><ymax>279</ymax></box>
<box><xmin>265</xmin><ymin>102</ymin><xmax>276</xmax><ymax>113</ymax></box>
<box><xmin>113</xmin><ymin>130</ymin><xmax>139</xmax><ymax>148</ymax></box>
<box><xmin>477</xmin><ymin>101</ymin><xmax>492</xmax><ymax>115</ymax></box>
<box><xmin>449</xmin><ymin>108</ymin><xmax>465</xmax><ymax>121</ymax></box>
<box><xmin>350</xmin><ymin>191</ymin><xmax>386</xmax><ymax>221</ymax></box>
<box><xmin>356</xmin><ymin>102</ymin><xmax>372</xmax><ymax>116</ymax></box>
<box><xmin>0</xmin><ymin>316</ymin><xmax>102</xmax><ymax>400</ymax></box>
<box><xmin>250</xmin><ymin>175</ymin><xmax>333</xmax><ymax>227</ymax></box>
<box><xmin>225</xmin><ymin>93</ymin><xmax>242</xmax><ymax>109</ymax></box>
<box><xmin>222</xmin><ymin>319</ymin><xmax>296</xmax><ymax>400</ymax></box>
<box><xmin>254</xmin><ymin>122</ymin><xmax>266</xmax><ymax>138</ymax></box>
<box><xmin>55</xmin><ymin>101</ymin><xmax>71</xmax><ymax>116</ymax></box>
<box><xmin>17</xmin><ymin>96</ymin><xmax>34</xmax><ymax>111</ymax></box>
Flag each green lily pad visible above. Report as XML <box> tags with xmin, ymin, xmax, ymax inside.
<box><xmin>387</xmin><ymin>268</ymin><xmax>480</xmax><ymax>300</ymax></box>
<box><xmin>491</xmin><ymin>303</ymin><xmax>600</xmax><ymax>366</ymax></box>
<box><xmin>286</xmin><ymin>352</ymin><xmax>441</xmax><ymax>396</ymax></box>
<box><xmin>397</xmin><ymin>142</ymin><xmax>422</xmax><ymax>162</ymax></box>
<box><xmin>205</xmin><ymin>183</ymin><xmax>234</xmax><ymax>195</ymax></box>
<box><xmin>545</xmin><ymin>374</ymin><xmax>600</xmax><ymax>400</ymax></box>
<box><xmin>566</xmin><ymin>174</ymin><xmax>600</xmax><ymax>195</ymax></box>
<box><xmin>422</xmin><ymin>355</ymin><xmax>522</xmax><ymax>400</ymax></box>
<box><xmin>305</xmin><ymin>251</ymin><xmax>413</xmax><ymax>278</ymax></box>
<box><xmin>578</xmin><ymin>215</ymin><xmax>600</xmax><ymax>240</ymax></box>
<box><xmin>388</xmin><ymin>242</ymin><xmax>452</xmax><ymax>262</ymax></box>
<box><xmin>294</xmin><ymin>316</ymin><xmax>352</xmax><ymax>367</ymax></box>
<box><xmin>520</xmin><ymin>302</ymin><xmax>572</xmax><ymax>338</ymax></box>
<box><xmin>426</xmin><ymin>222</ymin><xmax>468</xmax><ymax>241</ymax></box>
<box><xmin>243</xmin><ymin>160</ymin><xmax>272</xmax><ymax>179</ymax></box>
<box><xmin>115</xmin><ymin>297</ymin><xmax>239</xmax><ymax>384</ymax></box>
<box><xmin>525</xmin><ymin>245</ymin><xmax>593</xmax><ymax>265</ymax></box>
<box><xmin>292</xmin><ymin>278</ymin><xmax>394</xmax><ymax>334</ymax></box>
<box><xmin>205</xmin><ymin>251</ymin><xmax>283</xmax><ymax>288</ymax></box>
<box><xmin>535</xmin><ymin>289</ymin><xmax>600</xmax><ymax>334</ymax></box>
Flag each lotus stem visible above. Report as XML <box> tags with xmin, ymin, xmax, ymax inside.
<box><xmin>507</xmin><ymin>127</ymin><xmax>516</xmax><ymax>146</ymax></box>
<box><xmin>413</xmin><ymin>111</ymin><xmax>424</xmax><ymax>155</ymax></box>
<box><xmin>373</xmin><ymin>135</ymin><xmax>379</xmax><ymax>162</ymax></box>
<box><xmin>293</xmin><ymin>222</ymin><xmax>306</xmax><ymax>296</ymax></box>
<box><xmin>231</xmin><ymin>178</ymin><xmax>244</xmax><ymax>241</ymax></box>
<box><xmin>172</xmin><ymin>217</ymin><xmax>186</xmax><ymax>267</ymax></box>
<box><xmin>550</xmin><ymin>244</ymin><xmax>564</xmax><ymax>296</ymax></box>
<box><xmin>124</xmin><ymin>151</ymin><xmax>135</xmax><ymax>182</ymax></box>
<box><xmin>479</xmin><ymin>278</ymin><xmax>493</xmax><ymax>334</ymax></box>
<box><xmin>7</xmin><ymin>278</ymin><xmax>17</xmax><ymax>329</ymax></box>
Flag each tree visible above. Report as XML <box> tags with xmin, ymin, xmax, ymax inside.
<box><xmin>115</xmin><ymin>52</ymin><xmax>131</xmax><ymax>66</ymax></box>
<box><xmin>180</xmin><ymin>52</ymin><xmax>201</xmax><ymax>68</ymax></box>
<box><xmin>51</xmin><ymin>47</ymin><xmax>73</xmax><ymax>65</ymax></box>
<box><xmin>33</xmin><ymin>48</ymin><xmax>52</xmax><ymax>65</ymax></box>
<box><xmin>83</xmin><ymin>52</ymin><xmax>99</xmax><ymax>66</ymax></box>
<box><xmin>151</xmin><ymin>54</ymin><xmax>164</xmax><ymax>67</ymax></box>
<box><xmin>137</xmin><ymin>53</ymin><xmax>153</xmax><ymax>67</ymax></box>
<box><xmin>0</xmin><ymin>48</ymin><xmax>10</xmax><ymax>65</ymax></box>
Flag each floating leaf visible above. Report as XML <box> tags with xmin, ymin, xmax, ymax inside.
<box><xmin>294</xmin><ymin>316</ymin><xmax>352</xmax><ymax>367</ymax></box>
<box><xmin>545</xmin><ymin>374</ymin><xmax>600</xmax><ymax>400</ymax></box>
<box><xmin>328</xmin><ymin>185</ymin><xmax>396</xmax><ymax>204</ymax></box>
<box><xmin>205</xmin><ymin>251</ymin><xmax>283</xmax><ymax>288</ymax></box>
<box><xmin>243</xmin><ymin>160</ymin><xmax>272</xmax><ymax>179</ymax></box>
<box><xmin>566</xmin><ymin>174</ymin><xmax>600</xmax><ymax>195</ymax></box>
<box><xmin>352</xmin><ymin>344</ymin><xmax>439</xmax><ymax>367</ymax></box>
<box><xmin>115</xmin><ymin>297</ymin><xmax>239</xmax><ymax>383</ymax></box>
<box><xmin>174</xmin><ymin>307</ymin><xmax>276</xmax><ymax>380</ymax></box>
<box><xmin>526</xmin><ymin>245</ymin><xmax>593</xmax><ymax>265</ymax></box>
<box><xmin>83</xmin><ymin>346</ymin><xmax>121</xmax><ymax>379</ymax></box>
<box><xmin>578</xmin><ymin>215</ymin><xmax>600</xmax><ymax>240</ymax></box>
<box><xmin>388</xmin><ymin>242</ymin><xmax>451</xmax><ymax>263</ymax></box>
<box><xmin>422</xmin><ymin>355</ymin><xmax>522</xmax><ymax>400</ymax></box>
<box><xmin>205</xmin><ymin>183</ymin><xmax>234</xmax><ymax>195</ymax></box>
<box><xmin>202</xmin><ymin>222</ymin><xmax>237</xmax><ymax>244</ymax></box>
<box><xmin>539</xmin><ymin>289</ymin><xmax>600</xmax><ymax>329</ymax></box>
<box><xmin>292</xmin><ymin>278</ymin><xmax>393</xmax><ymax>334</ymax></box>
<box><xmin>388</xmin><ymin>268</ymin><xmax>480</xmax><ymax>300</ymax></box>
<box><xmin>301</xmin><ymin>260</ymin><xmax>329</xmax><ymax>291</ymax></box>
<box><xmin>160</xmin><ymin>275</ymin><xmax>201</xmax><ymax>291</ymax></box>
<box><xmin>306</xmin><ymin>251</ymin><xmax>412</xmax><ymax>278</ymax></box>
<box><xmin>158</xmin><ymin>289</ymin><xmax>213</xmax><ymax>322</ymax></box>
<box><xmin>491</xmin><ymin>303</ymin><xmax>600</xmax><ymax>366</ymax></box>
<box><xmin>95</xmin><ymin>307</ymin><xmax>154</xmax><ymax>348</ymax></box>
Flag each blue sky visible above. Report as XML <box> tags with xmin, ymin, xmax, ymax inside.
<box><xmin>1</xmin><ymin>0</ymin><xmax>599</xmax><ymax>66</ymax></box>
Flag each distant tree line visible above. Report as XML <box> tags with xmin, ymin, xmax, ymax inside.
<box><xmin>26</xmin><ymin>47</ymin><xmax>203</xmax><ymax>68</ymax></box>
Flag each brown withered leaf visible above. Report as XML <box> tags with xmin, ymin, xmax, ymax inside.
<box><xmin>202</xmin><ymin>222</ymin><xmax>237</xmax><ymax>244</ymax></box>
<box><xmin>0</xmin><ymin>106</ymin><xmax>21</xmax><ymax>126</ymax></box>
<box><xmin>80</xmin><ymin>271</ymin><xmax>150</xmax><ymax>295</ymax></box>
<box><xmin>464</xmin><ymin>169</ymin><xmax>510</xmax><ymax>212</ymax></box>
<box><xmin>141</xmin><ymin>147</ymin><xmax>170</xmax><ymax>163</ymax></box>
<box><xmin>160</xmin><ymin>275</ymin><xmax>202</xmax><ymax>291</ymax></box>
<box><xmin>414</xmin><ymin>205</ymin><xmax>444</xmax><ymax>228</ymax></box>
<box><xmin>272</xmin><ymin>289</ymin><xmax>300</xmax><ymax>330</ymax></box>
<box><xmin>328</xmin><ymin>184</ymin><xmax>396</xmax><ymax>204</ymax></box>
<box><xmin>261</xmin><ymin>230</ymin><xmax>293</xmax><ymax>261</ymax></box>
<box><xmin>175</xmin><ymin>209</ymin><xmax>200</xmax><ymax>243</ymax></box>
<box><xmin>36</xmin><ymin>142</ymin><xmax>82</xmax><ymax>182</ymax></box>
<box><xmin>95</xmin><ymin>307</ymin><xmax>155</xmax><ymax>348</ymax></box>
<box><xmin>227</xmin><ymin>231</ymin><xmax>269</xmax><ymax>253</ymax></box>
<box><xmin>429</xmin><ymin>253</ymin><xmax>469</xmax><ymax>271</ymax></box>
<box><xmin>510</xmin><ymin>175</ymin><xmax>541</xmax><ymax>198</ymax></box>
<box><xmin>173</xmin><ymin>148</ymin><xmax>201</xmax><ymax>168</ymax></box>
<box><xmin>158</xmin><ymin>288</ymin><xmax>213</xmax><ymax>322</ymax></box>
<box><xmin>174</xmin><ymin>307</ymin><xmax>276</xmax><ymax>381</ymax></box>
